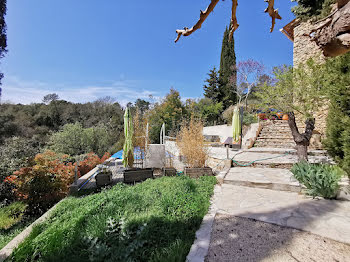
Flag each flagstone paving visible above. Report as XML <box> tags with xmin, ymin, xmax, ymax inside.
<box><xmin>206</xmin><ymin>214</ymin><xmax>350</xmax><ymax>262</ymax></box>
<box><xmin>215</xmin><ymin>182</ymin><xmax>350</xmax><ymax>244</ymax></box>
<box><xmin>224</xmin><ymin>167</ymin><xmax>301</xmax><ymax>192</ymax></box>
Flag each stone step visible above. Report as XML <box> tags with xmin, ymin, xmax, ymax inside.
<box><xmin>257</xmin><ymin>136</ymin><xmax>294</xmax><ymax>140</ymax></box>
<box><xmin>245</xmin><ymin>148</ymin><xmax>328</xmax><ymax>156</ymax></box>
<box><xmin>255</xmin><ymin>144</ymin><xmax>295</xmax><ymax>147</ymax></box>
<box><xmin>262</xmin><ymin>127</ymin><xmax>291</xmax><ymax>131</ymax></box>
<box><xmin>254</xmin><ymin>144</ymin><xmax>296</xmax><ymax>149</ymax></box>
<box><xmin>264</xmin><ymin>124</ymin><xmax>290</xmax><ymax>128</ymax></box>
<box><xmin>260</xmin><ymin>130</ymin><xmax>292</xmax><ymax>134</ymax></box>
<box><xmin>255</xmin><ymin>141</ymin><xmax>295</xmax><ymax>146</ymax></box>
<box><xmin>232</xmin><ymin>161</ymin><xmax>294</xmax><ymax>169</ymax></box>
<box><xmin>224</xmin><ymin>167</ymin><xmax>301</xmax><ymax>192</ymax></box>
<box><xmin>261</xmin><ymin>130</ymin><xmax>291</xmax><ymax>134</ymax></box>
<box><xmin>258</xmin><ymin>136</ymin><xmax>293</xmax><ymax>139</ymax></box>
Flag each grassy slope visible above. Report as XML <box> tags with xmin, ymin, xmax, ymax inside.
<box><xmin>10</xmin><ymin>176</ymin><xmax>217</xmax><ymax>262</ymax></box>
<box><xmin>0</xmin><ymin>202</ymin><xmax>29</xmax><ymax>250</ymax></box>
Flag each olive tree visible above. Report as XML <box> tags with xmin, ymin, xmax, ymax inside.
<box><xmin>256</xmin><ymin>60</ymin><xmax>327</xmax><ymax>161</ymax></box>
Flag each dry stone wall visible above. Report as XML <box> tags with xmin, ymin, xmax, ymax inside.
<box><xmin>293</xmin><ymin>22</ymin><xmax>326</xmax><ymax>66</ymax></box>
<box><xmin>293</xmin><ymin>22</ymin><xmax>328</xmax><ymax>148</ymax></box>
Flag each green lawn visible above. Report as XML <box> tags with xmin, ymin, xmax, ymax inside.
<box><xmin>0</xmin><ymin>202</ymin><xmax>29</xmax><ymax>250</ymax></box>
<box><xmin>10</xmin><ymin>176</ymin><xmax>217</xmax><ymax>262</ymax></box>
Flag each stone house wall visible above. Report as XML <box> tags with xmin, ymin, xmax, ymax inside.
<box><xmin>293</xmin><ymin>22</ymin><xmax>328</xmax><ymax>148</ymax></box>
<box><xmin>293</xmin><ymin>22</ymin><xmax>326</xmax><ymax>66</ymax></box>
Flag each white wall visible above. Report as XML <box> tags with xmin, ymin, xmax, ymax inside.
<box><xmin>144</xmin><ymin>144</ymin><xmax>165</xmax><ymax>168</ymax></box>
<box><xmin>203</xmin><ymin>124</ymin><xmax>232</xmax><ymax>143</ymax></box>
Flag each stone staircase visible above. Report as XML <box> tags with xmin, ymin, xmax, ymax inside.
<box><xmin>254</xmin><ymin>120</ymin><xmax>295</xmax><ymax>148</ymax></box>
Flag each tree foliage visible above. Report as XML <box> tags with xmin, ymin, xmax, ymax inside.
<box><xmin>0</xmin><ymin>97</ymin><xmax>124</xmax><ymax>147</ymax></box>
<box><xmin>186</xmin><ymin>98</ymin><xmax>223</xmax><ymax>126</ymax></box>
<box><xmin>0</xmin><ymin>137</ymin><xmax>40</xmax><ymax>182</ymax></box>
<box><xmin>42</xmin><ymin>93</ymin><xmax>59</xmax><ymax>104</ymax></box>
<box><xmin>322</xmin><ymin>52</ymin><xmax>350</xmax><ymax>175</ymax></box>
<box><xmin>291</xmin><ymin>0</ymin><xmax>335</xmax><ymax>21</ymax></box>
<box><xmin>0</xmin><ymin>0</ymin><xmax>7</xmax><ymax>86</ymax></box>
<box><xmin>203</xmin><ymin>67</ymin><xmax>221</xmax><ymax>103</ymax></box>
<box><xmin>219</xmin><ymin>26</ymin><xmax>237</xmax><ymax>109</ymax></box>
<box><xmin>146</xmin><ymin>89</ymin><xmax>187</xmax><ymax>143</ymax></box>
<box><xmin>48</xmin><ymin>122</ymin><xmax>112</xmax><ymax>157</ymax></box>
<box><xmin>256</xmin><ymin>61</ymin><xmax>327</xmax><ymax>119</ymax></box>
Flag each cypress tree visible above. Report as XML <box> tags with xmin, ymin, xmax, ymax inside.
<box><xmin>323</xmin><ymin>52</ymin><xmax>350</xmax><ymax>176</ymax></box>
<box><xmin>0</xmin><ymin>0</ymin><xmax>7</xmax><ymax>88</ymax></box>
<box><xmin>219</xmin><ymin>26</ymin><xmax>237</xmax><ymax>109</ymax></box>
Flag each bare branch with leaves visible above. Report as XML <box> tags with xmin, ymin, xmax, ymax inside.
<box><xmin>236</xmin><ymin>59</ymin><xmax>265</xmax><ymax>106</ymax></box>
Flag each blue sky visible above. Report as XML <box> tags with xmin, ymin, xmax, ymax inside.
<box><xmin>1</xmin><ymin>0</ymin><xmax>296</xmax><ymax>105</ymax></box>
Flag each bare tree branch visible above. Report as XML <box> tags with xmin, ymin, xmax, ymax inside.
<box><xmin>229</xmin><ymin>0</ymin><xmax>239</xmax><ymax>41</ymax></box>
<box><xmin>175</xmin><ymin>0</ymin><xmax>220</xmax><ymax>43</ymax></box>
<box><xmin>264</xmin><ymin>0</ymin><xmax>282</xmax><ymax>33</ymax></box>
<box><xmin>175</xmin><ymin>0</ymin><xmax>283</xmax><ymax>43</ymax></box>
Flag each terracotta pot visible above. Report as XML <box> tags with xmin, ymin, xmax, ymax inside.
<box><xmin>282</xmin><ymin>114</ymin><xmax>289</xmax><ymax>120</ymax></box>
<box><xmin>276</xmin><ymin>112</ymin><xmax>283</xmax><ymax>119</ymax></box>
<box><xmin>258</xmin><ymin>113</ymin><xmax>266</xmax><ymax>120</ymax></box>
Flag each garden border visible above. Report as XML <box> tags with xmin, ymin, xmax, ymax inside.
<box><xmin>186</xmin><ymin>169</ymin><xmax>230</xmax><ymax>262</ymax></box>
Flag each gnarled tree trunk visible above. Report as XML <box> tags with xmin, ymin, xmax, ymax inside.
<box><xmin>287</xmin><ymin>112</ymin><xmax>315</xmax><ymax>162</ymax></box>
<box><xmin>311</xmin><ymin>0</ymin><xmax>350</xmax><ymax>57</ymax></box>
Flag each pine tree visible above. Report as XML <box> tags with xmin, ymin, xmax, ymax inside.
<box><xmin>219</xmin><ymin>26</ymin><xmax>237</xmax><ymax>109</ymax></box>
<box><xmin>291</xmin><ymin>0</ymin><xmax>335</xmax><ymax>21</ymax></box>
<box><xmin>203</xmin><ymin>66</ymin><xmax>220</xmax><ymax>103</ymax></box>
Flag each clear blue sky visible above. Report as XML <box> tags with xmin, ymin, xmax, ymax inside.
<box><xmin>2</xmin><ymin>0</ymin><xmax>296</xmax><ymax>105</ymax></box>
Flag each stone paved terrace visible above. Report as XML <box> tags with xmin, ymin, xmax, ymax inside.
<box><xmin>215</xmin><ymin>183</ymin><xmax>350</xmax><ymax>244</ymax></box>
<box><xmin>225</xmin><ymin>167</ymin><xmax>301</xmax><ymax>192</ymax></box>
<box><xmin>206</xmin><ymin>214</ymin><xmax>350</xmax><ymax>262</ymax></box>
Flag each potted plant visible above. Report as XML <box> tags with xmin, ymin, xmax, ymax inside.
<box><xmin>95</xmin><ymin>165</ymin><xmax>112</xmax><ymax>187</ymax></box>
<box><xmin>176</xmin><ymin>118</ymin><xmax>213</xmax><ymax>178</ymax></box>
<box><xmin>122</xmin><ymin>108</ymin><xmax>154</xmax><ymax>183</ymax></box>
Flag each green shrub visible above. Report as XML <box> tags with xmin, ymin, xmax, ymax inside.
<box><xmin>48</xmin><ymin>123</ymin><xmax>112</xmax><ymax>157</ymax></box>
<box><xmin>242</xmin><ymin>112</ymin><xmax>258</xmax><ymax>126</ymax></box>
<box><xmin>10</xmin><ymin>176</ymin><xmax>217</xmax><ymax>262</ymax></box>
<box><xmin>291</xmin><ymin>162</ymin><xmax>344</xmax><ymax>199</ymax></box>
<box><xmin>0</xmin><ymin>202</ymin><xmax>27</xmax><ymax>230</ymax></box>
<box><xmin>323</xmin><ymin>52</ymin><xmax>350</xmax><ymax>177</ymax></box>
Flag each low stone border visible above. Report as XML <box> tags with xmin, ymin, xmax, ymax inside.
<box><xmin>186</xmin><ymin>169</ymin><xmax>229</xmax><ymax>262</ymax></box>
<box><xmin>0</xmin><ymin>201</ymin><xmax>62</xmax><ymax>262</ymax></box>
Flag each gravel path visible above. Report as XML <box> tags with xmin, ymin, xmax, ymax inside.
<box><xmin>206</xmin><ymin>214</ymin><xmax>350</xmax><ymax>262</ymax></box>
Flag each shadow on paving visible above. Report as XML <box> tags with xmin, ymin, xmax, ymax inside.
<box><xmin>206</xmin><ymin>200</ymin><xmax>350</xmax><ymax>262</ymax></box>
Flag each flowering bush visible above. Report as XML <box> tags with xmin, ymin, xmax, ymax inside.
<box><xmin>12</xmin><ymin>151</ymin><xmax>75</xmax><ymax>214</ymax></box>
<box><xmin>7</xmin><ymin>151</ymin><xmax>110</xmax><ymax>214</ymax></box>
